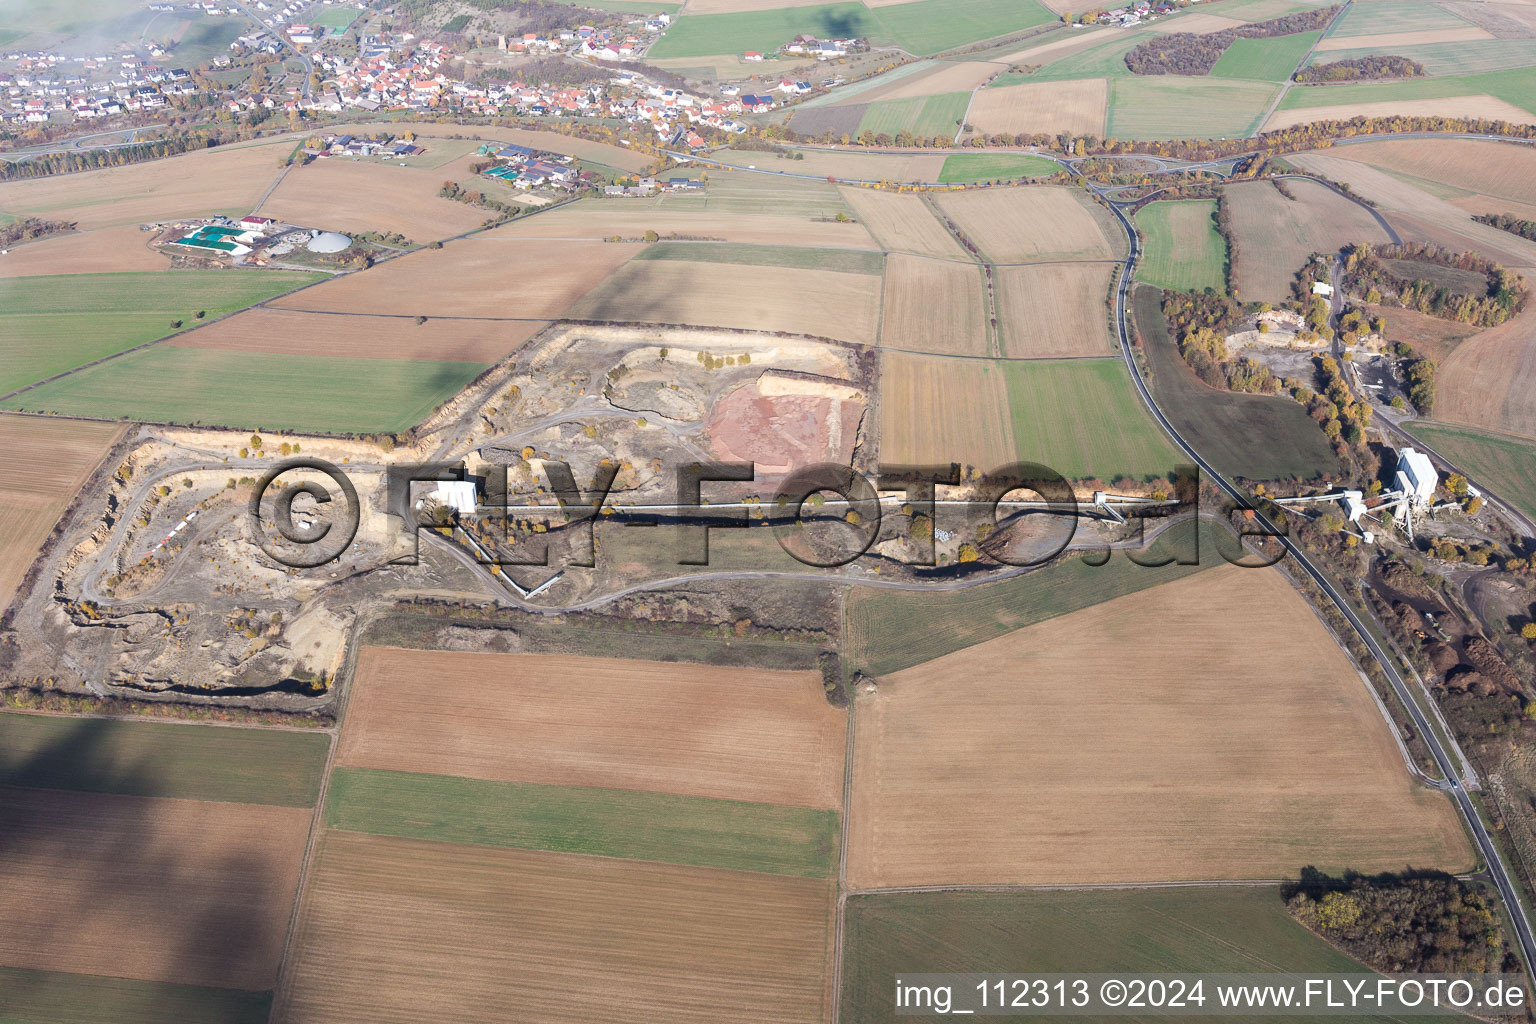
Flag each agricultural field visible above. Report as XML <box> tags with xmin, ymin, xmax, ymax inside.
<box><xmin>324</xmin><ymin>767</ymin><xmax>839</xmax><ymax>877</ymax></box>
<box><xmin>0</xmin><ymin>968</ymin><xmax>272</xmax><ymax>1024</ymax></box>
<box><xmin>964</xmin><ymin>77</ymin><xmax>1108</xmax><ymax>137</ymax></box>
<box><xmin>1211</xmin><ymin>31</ymin><xmax>1320</xmax><ymax>82</ymax></box>
<box><xmin>856</xmin><ymin>91</ymin><xmax>970</xmax><ymax>140</ymax></box>
<box><xmin>936</xmin><ymin>153</ymin><xmax>1060</xmax><ymax>182</ymax></box>
<box><xmin>0</xmin><ymin>224</ymin><xmax>170</xmax><ymax>277</ymax></box>
<box><xmin>842</xmin><ymin>887</ymin><xmax>1463</xmax><ymax>1024</ymax></box>
<box><xmin>260</xmin><ymin>151</ymin><xmax>492</xmax><ymax>242</ymax></box>
<box><xmin>836</xmin><ymin>188</ymin><xmax>968</xmax><ymax>259</ymax></box>
<box><xmin>994</xmin><ymin>262</ymin><xmax>1113</xmax><ymax>358</ymax></box>
<box><xmin>879</xmin><ymin>253</ymin><xmax>988</xmax><ymax>355</ymax></box>
<box><xmin>846</xmin><ymin>516</ymin><xmax>1221</xmax><ymax>676</ymax></box>
<box><xmin>1296</xmin><ymin>137</ymin><xmax>1536</xmax><ymax>218</ymax></box>
<box><xmin>1003</xmin><ymin>357</ymin><xmax>1182</xmax><ymax>481</ymax></box>
<box><xmin>1306</xmin><ymin>39</ymin><xmax>1536</xmax><ymax>78</ymax></box>
<box><xmin>269</xmin><ymin>238</ymin><xmax>640</xmax><ymax>319</ymax></box>
<box><xmin>1436</xmin><ymin>312</ymin><xmax>1536</xmax><ymax>439</ymax></box>
<box><xmin>0</xmin><ymin>270</ymin><xmax>322</xmax><ymax>396</ymax></box>
<box><xmin>1133</xmin><ymin>285</ymin><xmax>1337</xmax><ymax>481</ymax></box>
<box><xmin>1365</xmin><ymin>303</ymin><xmax>1473</xmax><ymax>364</ymax></box>
<box><xmin>0</xmin><ymin>414</ymin><xmax>122</xmax><ymax>607</ymax></box>
<box><xmin>171</xmin><ymin>308</ymin><xmax>548</xmax><ymax>362</ymax></box>
<box><xmin>634</xmin><ymin>241</ymin><xmax>883</xmax><ymax>275</ymax></box>
<box><xmin>1327</xmin><ymin>0</ymin><xmax>1474</xmax><ymax>37</ymax></box>
<box><xmin>567</xmin><ymin>256</ymin><xmax>883</xmax><ymax>345</ymax></box>
<box><xmin>646</xmin><ymin>0</ymin><xmax>1053</xmax><ymax>58</ymax></box>
<box><xmin>0</xmin><ymin>713</ymin><xmax>330</xmax><ymax>805</ymax></box>
<box><xmin>1224</xmin><ymin>178</ymin><xmax>1392</xmax><ymax>304</ymax></box>
<box><xmin>1404</xmin><ymin>422</ymin><xmax>1536</xmax><ymax>524</ymax></box>
<box><xmin>0</xmin><ymin>138</ymin><xmax>292</xmax><ymax>228</ymax></box>
<box><xmin>1314</xmin><ymin>26</ymin><xmax>1493</xmax><ymax>52</ymax></box>
<box><xmin>484</xmin><ymin>194</ymin><xmax>876</xmax><ymax>248</ymax></box>
<box><xmin>1271</xmin><ymin>67</ymin><xmax>1536</xmax><ymax>128</ymax></box>
<box><xmin>845</xmin><ymin>564</ymin><xmax>1472</xmax><ymax>888</ymax></box>
<box><xmin>933</xmin><ymin>186</ymin><xmax>1124</xmax><ymax>263</ymax></box>
<box><xmin>711</xmin><ymin>146</ymin><xmax>948</xmax><ymax>183</ymax></box>
<box><xmin>1108</xmin><ymin>76</ymin><xmax>1281</xmax><ymax>139</ymax></box>
<box><xmin>339</xmin><ymin>647</ymin><xmax>846</xmax><ymax>807</ymax></box>
<box><xmin>3</xmin><ymin>345</ymin><xmax>491</xmax><ymax>434</ymax></box>
<box><xmin>1134</xmin><ymin>200</ymin><xmax>1226</xmax><ymax>294</ymax></box>
<box><xmin>878</xmin><ymin>351</ymin><xmax>1018</xmax><ymax>473</ymax></box>
<box><xmin>276</xmin><ymin>833</ymin><xmax>836</xmax><ymax>1024</ymax></box>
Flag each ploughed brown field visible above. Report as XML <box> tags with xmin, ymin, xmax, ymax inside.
<box><xmin>0</xmin><ymin>139</ymin><xmax>291</xmax><ymax>228</ymax></box>
<box><xmin>566</xmin><ymin>258</ymin><xmax>883</xmax><ymax>346</ymax></box>
<box><xmin>966</xmin><ymin>78</ymin><xmax>1109</xmax><ymax>138</ymax></box>
<box><xmin>269</xmin><ymin>239</ymin><xmax>641</xmax><ymax>319</ymax></box>
<box><xmin>880</xmin><ymin>253</ymin><xmax>988</xmax><ymax>355</ymax></box>
<box><xmin>1439</xmin><ymin>311</ymin><xmax>1536</xmax><ymax>439</ymax></box>
<box><xmin>0</xmin><ymin>414</ymin><xmax>123</xmax><ymax>607</ymax></box>
<box><xmin>837</xmin><ymin>188</ymin><xmax>969</xmax><ymax>260</ymax></box>
<box><xmin>878</xmin><ymin>351</ymin><xmax>1018</xmax><ymax>472</ymax></box>
<box><xmin>933</xmin><ymin>186</ymin><xmax>1125</xmax><ymax>263</ymax></box>
<box><xmin>846</xmin><ymin>565</ymin><xmax>1473</xmax><ymax>888</ymax></box>
<box><xmin>338</xmin><ymin>647</ymin><xmax>847</xmax><ymax>809</ymax></box>
<box><xmin>994</xmin><ymin>261</ymin><xmax>1114</xmax><ymax>357</ymax></box>
<box><xmin>711</xmin><ymin>148</ymin><xmax>948</xmax><ymax>183</ymax></box>
<box><xmin>0</xmin><ymin>225</ymin><xmax>171</xmax><ymax>278</ymax></box>
<box><xmin>0</xmin><ymin>786</ymin><xmax>311</xmax><ymax>989</ymax></box>
<box><xmin>1225</xmin><ymin>178</ymin><xmax>1391</xmax><ymax>305</ymax></box>
<box><xmin>169</xmin><ymin>307</ymin><xmax>548</xmax><ymax>362</ymax></box>
<box><xmin>1294</xmin><ymin>136</ymin><xmax>1536</xmax><ymax>222</ymax></box>
<box><xmin>260</xmin><ymin>153</ymin><xmax>490</xmax><ymax>242</ymax></box>
<box><xmin>489</xmin><ymin>200</ymin><xmax>879</xmax><ymax>248</ymax></box>
<box><xmin>275</xmin><ymin>832</ymin><xmax>836</xmax><ymax>1024</ymax></box>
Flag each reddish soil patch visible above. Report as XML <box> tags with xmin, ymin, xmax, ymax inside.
<box><xmin>707</xmin><ymin>379</ymin><xmax>861</xmax><ymax>476</ymax></box>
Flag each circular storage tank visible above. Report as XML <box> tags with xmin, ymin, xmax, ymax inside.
<box><xmin>307</xmin><ymin>230</ymin><xmax>351</xmax><ymax>253</ymax></box>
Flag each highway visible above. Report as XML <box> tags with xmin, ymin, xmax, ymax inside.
<box><xmin>1096</xmin><ymin>190</ymin><xmax>1536</xmax><ymax>976</ymax></box>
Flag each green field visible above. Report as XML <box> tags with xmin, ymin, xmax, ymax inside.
<box><xmin>1108</xmin><ymin>76</ymin><xmax>1281</xmax><ymax>138</ymax></box>
<box><xmin>841</xmin><ymin>886</ymin><xmax>1462</xmax><ymax>1024</ymax></box>
<box><xmin>650</xmin><ymin>168</ymin><xmax>853</xmax><ymax>218</ymax></box>
<box><xmin>2</xmin><ymin>346</ymin><xmax>490</xmax><ymax>434</ymax></box>
<box><xmin>168</xmin><ymin>19</ymin><xmax>249</xmax><ymax>64</ymax></box>
<box><xmin>0</xmin><ymin>966</ymin><xmax>270</xmax><ymax>1024</ymax></box>
<box><xmin>1304</xmin><ymin>40</ymin><xmax>1536</xmax><ymax>78</ymax></box>
<box><xmin>310</xmin><ymin>5</ymin><xmax>362</xmax><ymax>30</ymax></box>
<box><xmin>325</xmin><ymin>767</ymin><xmax>839</xmax><ymax>877</ymax></box>
<box><xmin>937</xmin><ymin>153</ymin><xmax>1060</xmax><ymax>182</ymax></box>
<box><xmin>1327</xmin><ymin>0</ymin><xmax>1472</xmax><ymax>37</ymax></box>
<box><xmin>648</xmin><ymin>0</ymin><xmax>1052</xmax><ymax>59</ymax></box>
<box><xmin>1278</xmin><ymin>68</ymin><xmax>1536</xmax><ymax>116</ymax></box>
<box><xmin>1004</xmin><ymin>357</ymin><xmax>1183</xmax><ymax>482</ymax></box>
<box><xmin>0</xmin><ymin>271</ymin><xmax>322</xmax><ymax>395</ymax></box>
<box><xmin>1404</xmin><ymin>421</ymin><xmax>1536</xmax><ymax>524</ymax></box>
<box><xmin>1211</xmin><ymin>30</ymin><xmax>1322</xmax><ymax>81</ymax></box>
<box><xmin>846</xmin><ymin>517</ymin><xmax>1227</xmax><ymax>675</ymax></box>
<box><xmin>635</xmin><ymin>241</ymin><xmax>883</xmax><ymax>274</ymax></box>
<box><xmin>1133</xmin><ymin>285</ymin><xmax>1335</xmax><ymax>481</ymax></box>
<box><xmin>1135</xmin><ymin>200</ymin><xmax>1227</xmax><ymax>293</ymax></box>
<box><xmin>0</xmin><ymin>713</ymin><xmax>330</xmax><ymax>807</ymax></box>
<box><xmin>857</xmin><ymin>92</ymin><xmax>971</xmax><ymax>140</ymax></box>
<box><xmin>1025</xmin><ymin>32</ymin><xmax>1143</xmax><ymax>82</ymax></box>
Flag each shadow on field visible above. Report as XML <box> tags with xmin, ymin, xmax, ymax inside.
<box><xmin>0</xmin><ymin>715</ymin><xmax>287</xmax><ymax>1022</ymax></box>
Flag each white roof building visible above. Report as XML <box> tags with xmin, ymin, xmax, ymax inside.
<box><xmin>1397</xmin><ymin>448</ymin><xmax>1438</xmax><ymax>505</ymax></box>
<box><xmin>432</xmin><ymin>481</ymin><xmax>478</xmax><ymax>516</ymax></box>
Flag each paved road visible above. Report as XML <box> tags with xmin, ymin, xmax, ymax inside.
<box><xmin>1095</xmin><ymin>190</ymin><xmax>1536</xmax><ymax>976</ymax></box>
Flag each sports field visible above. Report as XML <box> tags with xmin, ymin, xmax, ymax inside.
<box><xmin>0</xmin><ymin>270</ymin><xmax>322</xmax><ymax>394</ymax></box>
<box><xmin>994</xmin><ymin>262</ymin><xmax>1114</xmax><ymax>358</ymax></box>
<box><xmin>879</xmin><ymin>253</ymin><xmax>988</xmax><ymax>355</ymax></box>
<box><xmin>0</xmin><ymin>415</ymin><xmax>122</xmax><ymax>607</ymax></box>
<box><xmin>1134</xmin><ymin>200</ymin><xmax>1226</xmax><ymax>294</ymax></box>
<box><xmin>276</xmin><ymin>832</ymin><xmax>836</xmax><ymax>1024</ymax></box>
<box><xmin>0</xmin><ymin>713</ymin><xmax>329</xmax><ymax>805</ymax></box>
<box><xmin>934</xmin><ymin>186</ymin><xmax>1124</xmax><ymax>263</ymax></box>
<box><xmin>325</xmin><ymin>767</ymin><xmax>839</xmax><ymax>877</ymax></box>
<box><xmin>1003</xmin><ymin>357</ymin><xmax>1181</xmax><ymax>481</ymax></box>
<box><xmin>2</xmin><ymin>345</ymin><xmax>491</xmax><ymax>434</ymax></box>
<box><xmin>1210</xmin><ymin>30</ymin><xmax>1321</xmax><ymax>81</ymax></box>
<box><xmin>846</xmin><ymin>564</ymin><xmax>1472</xmax><ymax>888</ymax></box>
<box><xmin>842</xmin><ymin>887</ymin><xmax>1462</xmax><ymax>1024</ymax></box>
<box><xmin>936</xmin><ymin>153</ymin><xmax>1061</xmax><ymax>182</ymax></box>
<box><xmin>1133</xmin><ymin>285</ymin><xmax>1336</xmax><ymax>481</ymax></box>
<box><xmin>310</xmin><ymin>5</ymin><xmax>361</xmax><ymax>29</ymax></box>
<box><xmin>1225</xmin><ymin>178</ymin><xmax>1391</xmax><ymax>304</ymax></box>
<box><xmin>846</xmin><ymin>516</ymin><xmax>1221</xmax><ymax>676</ymax></box>
<box><xmin>339</xmin><ymin>647</ymin><xmax>847</xmax><ymax>808</ymax></box>
<box><xmin>1404</xmin><ymin>422</ymin><xmax>1536</xmax><ymax>524</ymax></box>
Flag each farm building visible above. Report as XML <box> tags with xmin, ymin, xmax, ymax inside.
<box><xmin>173</xmin><ymin>223</ymin><xmax>259</xmax><ymax>255</ymax></box>
<box><xmin>307</xmin><ymin>231</ymin><xmax>352</xmax><ymax>253</ymax></box>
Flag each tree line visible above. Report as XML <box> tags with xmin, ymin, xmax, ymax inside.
<box><xmin>1123</xmin><ymin>6</ymin><xmax>1340</xmax><ymax>76</ymax></box>
<box><xmin>0</xmin><ymin>217</ymin><xmax>75</xmax><ymax>248</ymax></box>
<box><xmin>1343</xmin><ymin>241</ymin><xmax>1527</xmax><ymax>327</ymax></box>
<box><xmin>1474</xmin><ymin>211</ymin><xmax>1536</xmax><ymax>242</ymax></box>
<box><xmin>1294</xmin><ymin>54</ymin><xmax>1423</xmax><ymax>83</ymax></box>
<box><xmin>0</xmin><ymin>133</ymin><xmax>231</xmax><ymax>181</ymax></box>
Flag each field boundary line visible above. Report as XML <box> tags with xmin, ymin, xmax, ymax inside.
<box><xmin>1250</xmin><ymin>0</ymin><xmax>1353</xmax><ymax>136</ymax></box>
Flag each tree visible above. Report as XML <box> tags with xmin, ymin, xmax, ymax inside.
<box><xmin>643</xmin><ymin>228</ymin><xmax>659</xmax><ymax>242</ymax></box>
<box><xmin>1522</xmin><ymin>623</ymin><xmax>1536</xmax><ymax>641</ymax></box>
<box><xmin>957</xmin><ymin>543</ymin><xmax>980</xmax><ymax>563</ymax></box>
